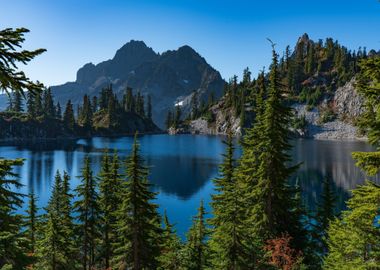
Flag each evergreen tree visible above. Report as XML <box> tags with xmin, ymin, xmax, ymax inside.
<box><xmin>24</xmin><ymin>191</ymin><xmax>39</xmax><ymax>256</ymax></box>
<box><xmin>323</xmin><ymin>182</ymin><xmax>380</xmax><ymax>269</ymax></box>
<box><xmin>43</xmin><ymin>88</ymin><xmax>55</xmax><ymax>118</ymax></box>
<box><xmin>92</xmin><ymin>96</ymin><xmax>98</xmax><ymax>113</ymax></box>
<box><xmin>63</xmin><ymin>100</ymin><xmax>75</xmax><ymax>131</ymax></box>
<box><xmin>0</xmin><ymin>28</ymin><xmax>45</xmax><ymax>95</ymax></box>
<box><xmin>183</xmin><ymin>200</ymin><xmax>209</xmax><ymax>270</ymax></box>
<box><xmin>235</xmin><ymin>46</ymin><xmax>305</xmax><ymax>266</ymax></box>
<box><xmin>0</xmin><ymin>159</ymin><xmax>29</xmax><ymax>269</ymax></box>
<box><xmin>113</xmin><ymin>134</ymin><xmax>162</xmax><ymax>270</ymax></box>
<box><xmin>34</xmin><ymin>91</ymin><xmax>43</xmax><ymax>117</ymax></box>
<box><xmin>81</xmin><ymin>94</ymin><xmax>93</xmax><ymax>132</ymax></box>
<box><xmin>124</xmin><ymin>87</ymin><xmax>135</xmax><ymax>112</ymax></box>
<box><xmin>13</xmin><ymin>90</ymin><xmax>23</xmax><ymax>112</ymax></box>
<box><xmin>35</xmin><ymin>171</ymin><xmax>67</xmax><ymax>269</ymax></box>
<box><xmin>158</xmin><ymin>211</ymin><xmax>183</xmax><ymax>270</ymax></box>
<box><xmin>60</xmin><ymin>171</ymin><xmax>78</xmax><ymax>268</ymax></box>
<box><xmin>27</xmin><ymin>90</ymin><xmax>36</xmax><ymax>118</ymax></box>
<box><xmin>74</xmin><ymin>157</ymin><xmax>100</xmax><ymax>270</ymax></box>
<box><xmin>209</xmin><ymin>133</ymin><xmax>250</xmax><ymax>269</ymax></box>
<box><xmin>315</xmin><ymin>175</ymin><xmax>336</xmax><ymax>255</ymax></box>
<box><xmin>98</xmin><ymin>150</ymin><xmax>123</xmax><ymax>269</ymax></box>
<box><xmin>324</xmin><ymin>54</ymin><xmax>380</xmax><ymax>269</ymax></box>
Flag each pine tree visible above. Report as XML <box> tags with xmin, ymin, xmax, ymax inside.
<box><xmin>92</xmin><ymin>96</ymin><xmax>98</xmax><ymax>113</ymax></box>
<box><xmin>34</xmin><ymin>91</ymin><xmax>43</xmax><ymax>117</ymax></box>
<box><xmin>27</xmin><ymin>90</ymin><xmax>36</xmax><ymax>118</ymax></box>
<box><xmin>323</xmin><ymin>182</ymin><xmax>380</xmax><ymax>269</ymax></box>
<box><xmin>43</xmin><ymin>88</ymin><xmax>55</xmax><ymax>118</ymax></box>
<box><xmin>98</xmin><ymin>150</ymin><xmax>123</xmax><ymax>269</ymax></box>
<box><xmin>0</xmin><ymin>28</ymin><xmax>45</xmax><ymax>95</ymax></box>
<box><xmin>81</xmin><ymin>94</ymin><xmax>93</xmax><ymax>132</ymax></box>
<box><xmin>60</xmin><ymin>171</ymin><xmax>78</xmax><ymax>268</ymax></box>
<box><xmin>74</xmin><ymin>157</ymin><xmax>100</xmax><ymax>270</ymax></box>
<box><xmin>183</xmin><ymin>200</ymin><xmax>209</xmax><ymax>270</ymax></box>
<box><xmin>0</xmin><ymin>159</ymin><xmax>29</xmax><ymax>269</ymax></box>
<box><xmin>24</xmin><ymin>191</ymin><xmax>39</xmax><ymax>256</ymax></box>
<box><xmin>209</xmin><ymin>133</ymin><xmax>250</xmax><ymax>269</ymax></box>
<box><xmin>235</xmin><ymin>46</ymin><xmax>305</xmax><ymax>266</ymax></box>
<box><xmin>315</xmin><ymin>175</ymin><xmax>336</xmax><ymax>255</ymax></box>
<box><xmin>63</xmin><ymin>100</ymin><xmax>75</xmax><ymax>131</ymax></box>
<box><xmin>158</xmin><ymin>211</ymin><xmax>183</xmax><ymax>270</ymax></box>
<box><xmin>124</xmin><ymin>87</ymin><xmax>135</xmax><ymax>112</ymax></box>
<box><xmin>13</xmin><ymin>90</ymin><xmax>23</xmax><ymax>112</ymax></box>
<box><xmin>35</xmin><ymin>171</ymin><xmax>67</xmax><ymax>269</ymax></box>
<box><xmin>113</xmin><ymin>134</ymin><xmax>162</xmax><ymax>270</ymax></box>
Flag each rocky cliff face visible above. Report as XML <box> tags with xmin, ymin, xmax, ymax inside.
<box><xmin>187</xmin><ymin>98</ymin><xmax>242</xmax><ymax>136</ymax></box>
<box><xmin>333</xmin><ymin>78</ymin><xmax>365</xmax><ymax>122</ymax></box>
<box><xmin>50</xmin><ymin>41</ymin><xmax>225</xmax><ymax>128</ymax></box>
<box><xmin>292</xmin><ymin>78</ymin><xmax>366</xmax><ymax>140</ymax></box>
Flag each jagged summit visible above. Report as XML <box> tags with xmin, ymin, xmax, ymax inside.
<box><xmin>51</xmin><ymin>40</ymin><xmax>225</xmax><ymax>127</ymax></box>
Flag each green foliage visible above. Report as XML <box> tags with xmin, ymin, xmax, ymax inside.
<box><xmin>183</xmin><ymin>200</ymin><xmax>210</xmax><ymax>270</ymax></box>
<box><xmin>0</xmin><ymin>159</ymin><xmax>29</xmax><ymax>270</ymax></box>
<box><xmin>209</xmin><ymin>133</ymin><xmax>251</xmax><ymax>269</ymax></box>
<box><xmin>323</xmin><ymin>181</ymin><xmax>380</xmax><ymax>269</ymax></box>
<box><xmin>158</xmin><ymin>211</ymin><xmax>183</xmax><ymax>270</ymax></box>
<box><xmin>73</xmin><ymin>158</ymin><xmax>100</xmax><ymax>269</ymax></box>
<box><xmin>293</xmin><ymin>114</ymin><xmax>307</xmax><ymax>130</ymax></box>
<box><xmin>24</xmin><ymin>191</ymin><xmax>39</xmax><ymax>259</ymax></box>
<box><xmin>113</xmin><ymin>134</ymin><xmax>162</xmax><ymax>269</ymax></box>
<box><xmin>98</xmin><ymin>150</ymin><xmax>124</xmax><ymax>269</ymax></box>
<box><xmin>35</xmin><ymin>171</ymin><xmax>76</xmax><ymax>269</ymax></box>
<box><xmin>63</xmin><ymin>100</ymin><xmax>75</xmax><ymax>131</ymax></box>
<box><xmin>0</xmin><ymin>28</ymin><xmax>45</xmax><ymax>95</ymax></box>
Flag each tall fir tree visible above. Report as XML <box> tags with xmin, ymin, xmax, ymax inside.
<box><xmin>183</xmin><ymin>200</ymin><xmax>209</xmax><ymax>270</ymax></box>
<box><xmin>113</xmin><ymin>134</ymin><xmax>162</xmax><ymax>270</ymax></box>
<box><xmin>63</xmin><ymin>100</ymin><xmax>75</xmax><ymax>131</ymax></box>
<box><xmin>98</xmin><ymin>150</ymin><xmax>123</xmax><ymax>269</ymax></box>
<box><xmin>0</xmin><ymin>159</ymin><xmax>29</xmax><ymax>269</ymax></box>
<box><xmin>35</xmin><ymin>171</ymin><xmax>67</xmax><ymax>269</ymax></box>
<box><xmin>12</xmin><ymin>90</ymin><xmax>23</xmax><ymax>112</ymax></box>
<box><xmin>235</xmin><ymin>46</ymin><xmax>305</xmax><ymax>268</ymax></box>
<box><xmin>74</xmin><ymin>157</ymin><xmax>100</xmax><ymax>270</ymax></box>
<box><xmin>24</xmin><ymin>191</ymin><xmax>39</xmax><ymax>257</ymax></box>
<box><xmin>26</xmin><ymin>90</ymin><xmax>36</xmax><ymax>118</ymax></box>
<box><xmin>209</xmin><ymin>133</ymin><xmax>250</xmax><ymax>269</ymax></box>
<box><xmin>43</xmin><ymin>88</ymin><xmax>55</xmax><ymax>118</ymax></box>
<box><xmin>158</xmin><ymin>211</ymin><xmax>183</xmax><ymax>270</ymax></box>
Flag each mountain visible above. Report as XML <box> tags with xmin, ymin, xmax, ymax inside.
<box><xmin>50</xmin><ymin>40</ymin><xmax>225</xmax><ymax>127</ymax></box>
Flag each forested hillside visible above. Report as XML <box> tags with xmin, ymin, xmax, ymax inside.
<box><xmin>0</xmin><ymin>85</ymin><xmax>159</xmax><ymax>140</ymax></box>
<box><xmin>173</xmin><ymin>34</ymin><xmax>378</xmax><ymax>138</ymax></box>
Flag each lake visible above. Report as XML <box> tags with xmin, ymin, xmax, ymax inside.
<box><xmin>1</xmin><ymin>134</ymin><xmax>378</xmax><ymax>238</ymax></box>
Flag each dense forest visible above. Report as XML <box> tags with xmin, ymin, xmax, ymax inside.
<box><xmin>1</xmin><ymin>26</ymin><xmax>380</xmax><ymax>270</ymax></box>
<box><xmin>0</xmin><ymin>84</ymin><xmax>159</xmax><ymax>139</ymax></box>
<box><xmin>169</xmin><ymin>34</ymin><xmax>378</xmax><ymax>133</ymax></box>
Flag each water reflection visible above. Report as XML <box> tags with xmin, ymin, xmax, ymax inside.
<box><xmin>1</xmin><ymin>135</ymin><xmax>379</xmax><ymax>237</ymax></box>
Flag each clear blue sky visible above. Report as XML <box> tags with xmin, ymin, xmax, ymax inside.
<box><xmin>2</xmin><ymin>0</ymin><xmax>380</xmax><ymax>86</ymax></box>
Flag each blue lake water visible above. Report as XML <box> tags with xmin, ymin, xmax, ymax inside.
<box><xmin>1</xmin><ymin>134</ymin><xmax>378</xmax><ymax>238</ymax></box>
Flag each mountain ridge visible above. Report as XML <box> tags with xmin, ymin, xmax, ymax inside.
<box><xmin>50</xmin><ymin>40</ymin><xmax>225</xmax><ymax>127</ymax></box>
